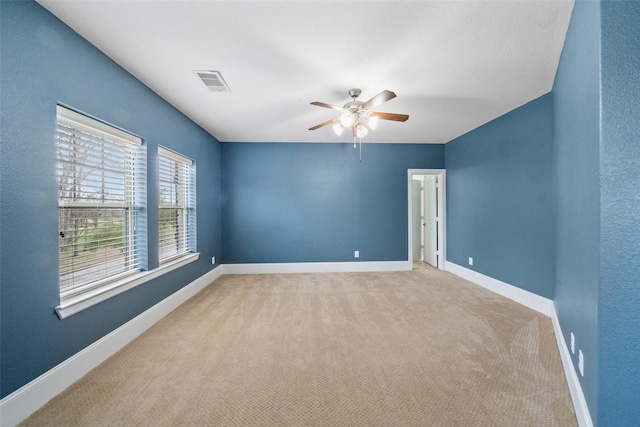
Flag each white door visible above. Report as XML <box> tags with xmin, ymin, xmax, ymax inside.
<box><xmin>408</xmin><ymin>169</ymin><xmax>446</xmax><ymax>271</ymax></box>
<box><xmin>423</xmin><ymin>176</ymin><xmax>437</xmax><ymax>267</ymax></box>
<box><xmin>412</xmin><ymin>179</ymin><xmax>422</xmax><ymax>261</ymax></box>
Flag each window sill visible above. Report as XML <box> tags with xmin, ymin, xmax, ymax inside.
<box><xmin>55</xmin><ymin>253</ymin><xmax>200</xmax><ymax>319</ymax></box>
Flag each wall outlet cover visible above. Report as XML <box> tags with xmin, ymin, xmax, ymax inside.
<box><xmin>578</xmin><ymin>350</ymin><xmax>584</xmax><ymax>376</ymax></box>
<box><xmin>468</xmin><ymin>257</ymin><xmax>474</xmax><ymax>266</ymax></box>
<box><xmin>354</xmin><ymin>251</ymin><xmax>360</xmax><ymax>258</ymax></box>
<box><xmin>570</xmin><ymin>332</ymin><xmax>575</xmax><ymax>354</ymax></box>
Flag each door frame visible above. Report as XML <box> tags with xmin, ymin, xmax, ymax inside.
<box><xmin>407</xmin><ymin>169</ymin><xmax>446</xmax><ymax>270</ymax></box>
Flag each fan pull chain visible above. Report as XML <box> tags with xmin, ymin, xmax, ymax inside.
<box><xmin>352</xmin><ymin>136</ymin><xmax>363</xmax><ymax>161</ymax></box>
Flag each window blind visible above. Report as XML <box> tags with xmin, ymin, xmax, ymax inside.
<box><xmin>57</xmin><ymin>106</ymin><xmax>145</xmax><ymax>297</ymax></box>
<box><xmin>158</xmin><ymin>147</ymin><xmax>196</xmax><ymax>262</ymax></box>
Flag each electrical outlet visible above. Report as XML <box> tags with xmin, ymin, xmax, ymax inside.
<box><xmin>570</xmin><ymin>332</ymin><xmax>575</xmax><ymax>354</ymax></box>
<box><xmin>468</xmin><ymin>257</ymin><xmax>473</xmax><ymax>266</ymax></box>
<box><xmin>578</xmin><ymin>350</ymin><xmax>584</xmax><ymax>376</ymax></box>
<box><xmin>211</xmin><ymin>256</ymin><xmax>216</xmax><ymax>265</ymax></box>
<box><xmin>354</xmin><ymin>250</ymin><xmax>360</xmax><ymax>258</ymax></box>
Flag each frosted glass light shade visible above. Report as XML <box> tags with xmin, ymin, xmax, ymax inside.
<box><xmin>340</xmin><ymin>113</ymin><xmax>354</xmax><ymax>127</ymax></box>
<box><xmin>356</xmin><ymin>124</ymin><xmax>368</xmax><ymax>138</ymax></box>
<box><xmin>368</xmin><ymin>115</ymin><xmax>379</xmax><ymax>129</ymax></box>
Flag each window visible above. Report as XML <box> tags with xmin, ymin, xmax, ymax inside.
<box><xmin>57</xmin><ymin>106</ymin><xmax>145</xmax><ymax>298</ymax></box>
<box><xmin>158</xmin><ymin>147</ymin><xmax>196</xmax><ymax>262</ymax></box>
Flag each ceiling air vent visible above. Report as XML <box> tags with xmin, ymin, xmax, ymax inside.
<box><xmin>195</xmin><ymin>70</ymin><xmax>231</xmax><ymax>92</ymax></box>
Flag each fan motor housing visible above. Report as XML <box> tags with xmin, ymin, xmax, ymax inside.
<box><xmin>344</xmin><ymin>101</ymin><xmax>364</xmax><ymax>112</ymax></box>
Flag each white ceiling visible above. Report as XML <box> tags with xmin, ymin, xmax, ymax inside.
<box><xmin>37</xmin><ymin>0</ymin><xmax>574</xmax><ymax>144</ymax></box>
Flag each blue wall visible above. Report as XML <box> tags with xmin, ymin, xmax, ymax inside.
<box><xmin>445</xmin><ymin>94</ymin><xmax>555</xmax><ymax>298</ymax></box>
<box><xmin>222</xmin><ymin>143</ymin><xmax>444</xmax><ymax>263</ymax></box>
<box><xmin>552</xmin><ymin>0</ymin><xmax>601</xmax><ymax>420</ymax></box>
<box><xmin>0</xmin><ymin>1</ymin><xmax>221</xmax><ymax>398</ymax></box>
<box><xmin>554</xmin><ymin>1</ymin><xmax>640</xmax><ymax>424</ymax></box>
<box><xmin>598</xmin><ymin>1</ymin><xmax>640</xmax><ymax>424</ymax></box>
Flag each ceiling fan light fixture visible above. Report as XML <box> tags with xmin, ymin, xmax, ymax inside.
<box><xmin>368</xmin><ymin>115</ymin><xmax>379</xmax><ymax>130</ymax></box>
<box><xmin>340</xmin><ymin>112</ymin><xmax>354</xmax><ymax>127</ymax></box>
<box><xmin>309</xmin><ymin>89</ymin><xmax>409</xmax><ymax>151</ymax></box>
<box><xmin>356</xmin><ymin>124</ymin><xmax>368</xmax><ymax>138</ymax></box>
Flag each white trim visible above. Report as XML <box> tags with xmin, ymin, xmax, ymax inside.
<box><xmin>57</xmin><ymin>104</ymin><xmax>141</xmax><ymax>145</ymax></box>
<box><xmin>550</xmin><ymin>306</ymin><xmax>594</xmax><ymax>427</ymax></box>
<box><xmin>56</xmin><ymin>253</ymin><xmax>200</xmax><ymax>319</ymax></box>
<box><xmin>445</xmin><ymin>261</ymin><xmax>553</xmax><ymax>316</ymax></box>
<box><xmin>158</xmin><ymin>146</ymin><xmax>193</xmax><ymax>165</ymax></box>
<box><xmin>407</xmin><ymin>169</ymin><xmax>446</xmax><ymax>271</ymax></box>
<box><xmin>0</xmin><ymin>266</ymin><xmax>222</xmax><ymax>427</ymax></box>
<box><xmin>222</xmin><ymin>261</ymin><xmax>409</xmax><ymax>275</ymax></box>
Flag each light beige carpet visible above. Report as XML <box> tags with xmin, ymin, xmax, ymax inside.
<box><xmin>21</xmin><ymin>268</ymin><xmax>577</xmax><ymax>426</ymax></box>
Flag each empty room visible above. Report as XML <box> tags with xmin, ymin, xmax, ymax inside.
<box><xmin>1</xmin><ymin>1</ymin><xmax>639</xmax><ymax>426</ymax></box>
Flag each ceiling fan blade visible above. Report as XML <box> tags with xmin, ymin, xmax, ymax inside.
<box><xmin>309</xmin><ymin>117</ymin><xmax>341</xmax><ymax>131</ymax></box>
<box><xmin>361</xmin><ymin>90</ymin><xmax>396</xmax><ymax>110</ymax></box>
<box><xmin>371</xmin><ymin>112</ymin><xmax>409</xmax><ymax>122</ymax></box>
<box><xmin>310</xmin><ymin>101</ymin><xmax>344</xmax><ymax>112</ymax></box>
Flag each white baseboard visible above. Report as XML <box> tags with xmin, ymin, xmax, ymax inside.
<box><xmin>550</xmin><ymin>306</ymin><xmax>594</xmax><ymax>427</ymax></box>
<box><xmin>0</xmin><ymin>266</ymin><xmax>223</xmax><ymax>427</ymax></box>
<box><xmin>445</xmin><ymin>262</ymin><xmax>554</xmax><ymax>316</ymax></box>
<box><xmin>445</xmin><ymin>261</ymin><xmax>592</xmax><ymax>426</ymax></box>
<box><xmin>222</xmin><ymin>260</ymin><xmax>410</xmax><ymax>275</ymax></box>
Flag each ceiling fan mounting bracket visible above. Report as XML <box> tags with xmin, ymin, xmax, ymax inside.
<box><xmin>348</xmin><ymin>88</ymin><xmax>361</xmax><ymax>99</ymax></box>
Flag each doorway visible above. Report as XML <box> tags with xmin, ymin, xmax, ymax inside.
<box><xmin>407</xmin><ymin>169</ymin><xmax>446</xmax><ymax>270</ymax></box>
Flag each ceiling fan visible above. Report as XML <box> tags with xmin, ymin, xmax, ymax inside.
<box><xmin>309</xmin><ymin>88</ymin><xmax>409</xmax><ymax>139</ymax></box>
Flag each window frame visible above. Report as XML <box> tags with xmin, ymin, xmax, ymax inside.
<box><xmin>54</xmin><ymin>106</ymin><xmax>199</xmax><ymax>320</ymax></box>
<box><xmin>57</xmin><ymin>106</ymin><xmax>144</xmax><ymax>298</ymax></box>
<box><xmin>158</xmin><ymin>146</ymin><xmax>197</xmax><ymax>264</ymax></box>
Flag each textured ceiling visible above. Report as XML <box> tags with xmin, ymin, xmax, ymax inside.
<box><xmin>37</xmin><ymin>0</ymin><xmax>574</xmax><ymax>144</ymax></box>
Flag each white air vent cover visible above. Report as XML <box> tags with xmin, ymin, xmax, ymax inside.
<box><xmin>195</xmin><ymin>70</ymin><xmax>231</xmax><ymax>92</ymax></box>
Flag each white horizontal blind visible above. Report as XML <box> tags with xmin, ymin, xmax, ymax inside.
<box><xmin>57</xmin><ymin>106</ymin><xmax>145</xmax><ymax>297</ymax></box>
<box><xmin>158</xmin><ymin>147</ymin><xmax>196</xmax><ymax>262</ymax></box>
